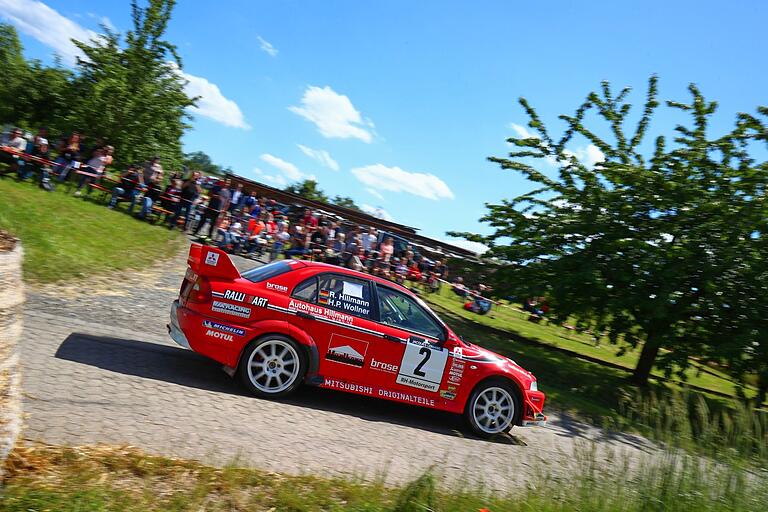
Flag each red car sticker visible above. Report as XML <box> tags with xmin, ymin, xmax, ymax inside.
<box><xmin>211</xmin><ymin>300</ymin><xmax>251</xmax><ymax>318</ymax></box>
<box><xmin>396</xmin><ymin>341</ymin><xmax>449</xmax><ymax>392</ymax></box>
<box><xmin>266</xmin><ymin>282</ymin><xmax>288</xmax><ymax>293</ymax></box>
<box><xmin>325</xmin><ymin>334</ymin><xmax>369</xmax><ymax>368</ymax></box>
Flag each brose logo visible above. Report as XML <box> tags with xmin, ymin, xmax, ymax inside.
<box><xmin>266</xmin><ymin>282</ymin><xmax>288</xmax><ymax>293</ymax></box>
<box><xmin>370</xmin><ymin>358</ymin><xmax>399</xmax><ymax>373</ymax></box>
<box><xmin>205</xmin><ymin>329</ymin><xmax>233</xmax><ymax>341</ymax></box>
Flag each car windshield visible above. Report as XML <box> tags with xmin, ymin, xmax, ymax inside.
<box><xmin>241</xmin><ymin>261</ymin><xmax>292</xmax><ymax>283</ymax></box>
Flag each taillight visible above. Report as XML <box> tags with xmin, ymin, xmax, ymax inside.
<box><xmin>187</xmin><ymin>276</ymin><xmax>212</xmax><ymax>303</ymax></box>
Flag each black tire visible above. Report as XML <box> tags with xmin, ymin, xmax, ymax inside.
<box><xmin>464</xmin><ymin>379</ymin><xmax>522</xmax><ymax>438</ymax></box>
<box><xmin>238</xmin><ymin>335</ymin><xmax>307</xmax><ymax>399</ymax></box>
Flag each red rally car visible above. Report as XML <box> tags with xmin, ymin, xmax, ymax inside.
<box><xmin>168</xmin><ymin>244</ymin><xmax>547</xmax><ymax>437</ymax></box>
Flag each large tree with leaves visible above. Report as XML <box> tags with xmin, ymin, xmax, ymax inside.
<box><xmin>452</xmin><ymin>77</ymin><xmax>768</xmax><ymax>388</ymax></box>
<box><xmin>69</xmin><ymin>0</ymin><xmax>195</xmax><ymax>169</ymax></box>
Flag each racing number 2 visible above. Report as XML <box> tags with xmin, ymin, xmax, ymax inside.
<box><xmin>413</xmin><ymin>347</ymin><xmax>431</xmax><ymax>377</ymax></box>
<box><xmin>396</xmin><ymin>341</ymin><xmax>449</xmax><ymax>392</ymax></box>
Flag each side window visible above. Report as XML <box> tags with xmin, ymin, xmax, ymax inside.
<box><xmin>316</xmin><ymin>274</ymin><xmax>373</xmax><ymax>320</ymax></box>
<box><xmin>376</xmin><ymin>286</ymin><xmax>444</xmax><ymax>341</ymax></box>
<box><xmin>291</xmin><ymin>276</ymin><xmax>318</xmax><ymax>302</ymax></box>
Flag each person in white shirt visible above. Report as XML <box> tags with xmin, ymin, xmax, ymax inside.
<box><xmin>74</xmin><ymin>148</ymin><xmax>109</xmax><ymax>196</ymax></box>
<box><xmin>361</xmin><ymin>227</ymin><xmax>377</xmax><ymax>255</ymax></box>
<box><xmin>229</xmin><ymin>184</ymin><xmax>243</xmax><ymax>213</ymax></box>
<box><xmin>1</xmin><ymin>127</ymin><xmax>28</xmax><ymax>177</ymax></box>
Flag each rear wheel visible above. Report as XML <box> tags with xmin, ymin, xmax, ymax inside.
<box><xmin>464</xmin><ymin>380</ymin><xmax>520</xmax><ymax>438</ymax></box>
<box><xmin>238</xmin><ymin>335</ymin><xmax>306</xmax><ymax>399</ymax></box>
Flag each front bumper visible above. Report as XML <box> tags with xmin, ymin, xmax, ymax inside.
<box><xmin>167</xmin><ymin>300</ymin><xmax>191</xmax><ymax>350</ymax></box>
<box><xmin>520</xmin><ymin>389</ymin><xmax>547</xmax><ymax>427</ymax></box>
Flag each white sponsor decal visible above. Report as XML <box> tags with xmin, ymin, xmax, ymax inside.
<box><xmin>396</xmin><ymin>341</ymin><xmax>449</xmax><ymax>393</ymax></box>
<box><xmin>266</xmin><ymin>282</ymin><xmax>288</xmax><ymax>293</ymax></box>
<box><xmin>211</xmin><ymin>300</ymin><xmax>251</xmax><ymax>318</ymax></box>
<box><xmin>205</xmin><ymin>252</ymin><xmax>219</xmax><ymax>266</ymax></box>
<box><xmin>202</xmin><ymin>320</ymin><xmax>245</xmax><ymax>336</ymax></box>
<box><xmin>448</xmin><ymin>358</ymin><xmax>465</xmax><ymax>385</ymax></box>
<box><xmin>205</xmin><ymin>329</ymin><xmax>233</xmax><ymax>341</ymax></box>
<box><xmin>342</xmin><ymin>281</ymin><xmax>364</xmax><ymax>299</ymax></box>
<box><xmin>370</xmin><ymin>358</ymin><xmax>399</xmax><ymax>373</ymax></box>
<box><xmin>323</xmin><ymin>289</ymin><xmax>370</xmax><ymax>316</ymax></box>
<box><xmin>288</xmin><ymin>299</ymin><xmax>354</xmax><ymax>325</ymax></box>
<box><xmin>321</xmin><ymin>378</ymin><xmax>436</xmax><ymax>407</ymax></box>
<box><xmin>223</xmin><ymin>289</ymin><xmax>246</xmax><ymax>302</ymax></box>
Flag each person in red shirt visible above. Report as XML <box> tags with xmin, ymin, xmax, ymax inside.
<box><xmin>302</xmin><ymin>208</ymin><xmax>318</xmax><ymax>229</ymax></box>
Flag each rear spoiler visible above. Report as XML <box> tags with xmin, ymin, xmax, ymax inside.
<box><xmin>187</xmin><ymin>243</ymin><xmax>241</xmax><ymax>280</ymax></box>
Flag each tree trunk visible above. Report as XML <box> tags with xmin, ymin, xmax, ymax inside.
<box><xmin>631</xmin><ymin>334</ymin><xmax>662</xmax><ymax>387</ymax></box>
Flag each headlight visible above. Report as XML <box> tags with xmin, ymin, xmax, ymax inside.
<box><xmin>530</xmin><ymin>380</ymin><xmax>538</xmax><ymax>392</ymax></box>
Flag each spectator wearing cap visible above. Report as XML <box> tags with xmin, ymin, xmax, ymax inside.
<box><xmin>31</xmin><ymin>138</ymin><xmax>53</xmax><ymax>190</ymax></box>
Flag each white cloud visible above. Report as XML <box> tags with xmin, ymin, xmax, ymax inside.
<box><xmin>297</xmin><ymin>144</ymin><xmax>339</xmax><ymax>171</ymax></box>
<box><xmin>361</xmin><ymin>204</ymin><xmax>394</xmax><ymax>222</ymax></box>
<box><xmin>257</xmin><ymin>35</ymin><xmax>278</xmax><ymax>57</ymax></box>
<box><xmin>442</xmin><ymin>238</ymin><xmax>489</xmax><ymax>256</ymax></box>
<box><xmin>509</xmin><ymin>122</ymin><xmax>535</xmax><ymax>139</ymax></box>
<box><xmin>366</xmin><ymin>188</ymin><xmax>384</xmax><ymax>200</ymax></box>
<box><xmin>0</xmin><ymin>0</ymin><xmax>99</xmax><ymax>65</ymax></box>
<box><xmin>259</xmin><ymin>154</ymin><xmax>314</xmax><ymax>185</ymax></box>
<box><xmin>0</xmin><ymin>1</ymin><xmax>249</xmax><ymax>130</ymax></box>
<box><xmin>252</xmin><ymin>167</ymin><xmax>287</xmax><ymax>187</ymax></box>
<box><xmin>289</xmin><ymin>86</ymin><xmax>373</xmax><ymax>142</ymax></box>
<box><xmin>351</xmin><ymin>164</ymin><xmax>454</xmax><ymax>201</ymax></box>
<box><xmin>177</xmin><ymin>65</ymin><xmax>250</xmax><ymax>129</ymax></box>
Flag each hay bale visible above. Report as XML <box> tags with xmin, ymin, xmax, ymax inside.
<box><xmin>0</xmin><ymin>232</ymin><xmax>24</xmax><ymax>476</ymax></box>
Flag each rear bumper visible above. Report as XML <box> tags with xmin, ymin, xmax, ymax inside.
<box><xmin>167</xmin><ymin>300</ymin><xmax>191</xmax><ymax>350</ymax></box>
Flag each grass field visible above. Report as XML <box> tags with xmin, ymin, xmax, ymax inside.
<box><xmin>0</xmin><ymin>177</ymin><xmax>184</xmax><ymax>283</ymax></box>
<box><xmin>419</xmin><ymin>284</ymin><xmax>761</xmax><ymax>404</ymax></box>
<box><xmin>1</xmin><ymin>443</ymin><xmax>765</xmax><ymax>512</ymax></box>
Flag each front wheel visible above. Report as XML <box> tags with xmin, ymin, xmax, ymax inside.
<box><xmin>464</xmin><ymin>380</ymin><xmax>521</xmax><ymax>438</ymax></box>
<box><xmin>238</xmin><ymin>335</ymin><xmax>306</xmax><ymax>399</ymax></box>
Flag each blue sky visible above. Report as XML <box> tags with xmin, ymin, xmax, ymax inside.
<box><xmin>2</xmin><ymin>0</ymin><xmax>767</xmax><ymax>252</ymax></box>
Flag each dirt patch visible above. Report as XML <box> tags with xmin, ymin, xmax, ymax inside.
<box><xmin>0</xmin><ymin>231</ymin><xmax>17</xmax><ymax>252</ymax></box>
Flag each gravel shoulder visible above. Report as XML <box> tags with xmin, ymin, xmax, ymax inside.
<box><xmin>20</xmin><ymin>243</ymin><xmax>658</xmax><ymax>490</ymax></box>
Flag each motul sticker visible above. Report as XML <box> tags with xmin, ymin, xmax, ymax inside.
<box><xmin>205</xmin><ymin>329</ymin><xmax>233</xmax><ymax>341</ymax></box>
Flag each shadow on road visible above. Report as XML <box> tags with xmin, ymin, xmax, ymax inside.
<box><xmin>54</xmin><ymin>333</ymin><xmax>525</xmax><ymax>445</ymax></box>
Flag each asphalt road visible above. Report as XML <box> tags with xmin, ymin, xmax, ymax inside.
<box><xmin>20</xmin><ymin>245</ymin><xmax>656</xmax><ymax>490</ymax></box>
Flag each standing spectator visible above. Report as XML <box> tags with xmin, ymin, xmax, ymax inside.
<box><xmin>229</xmin><ymin>184</ymin><xmax>244</xmax><ymax>212</ymax></box>
<box><xmin>361</xmin><ymin>227</ymin><xmax>377</xmax><ymax>255</ymax></box>
<box><xmin>108</xmin><ymin>165</ymin><xmax>144</xmax><ymax>211</ymax></box>
<box><xmin>310</xmin><ymin>226</ymin><xmax>328</xmax><ymax>259</ymax></box>
<box><xmin>219</xmin><ymin>178</ymin><xmax>233</xmax><ymax>214</ymax></box>
<box><xmin>242</xmin><ymin>191</ymin><xmax>257</xmax><ymax>213</ymax></box>
<box><xmin>169</xmin><ymin>171</ymin><xmax>201</xmax><ymax>230</ymax></box>
<box><xmin>302</xmin><ymin>208</ymin><xmax>318</xmax><ymax>229</ymax></box>
<box><xmin>193</xmin><ymin>178</ymin><xmax>225</xmax><ymax>239</ymax></box>
<box><xmin>380</xmin><ymin>236</ymin><xmax>395</xmax><ymax>263</ymax></box>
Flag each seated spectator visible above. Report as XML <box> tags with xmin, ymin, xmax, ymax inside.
<box><xmin>160</xmin><ymin>179</ymin><xmax>182</xmax><ymax>211</ymax></box>
<box><xmin>55</xmin><ymin>132</ymin><xmax>82</xmax><ymax>181</ymax></box>
<box><xmin>323</xmin><ymin>239</ymin><xmax>342</xmax><ymax>265</ymax></box>
<box><xmin>347</xmin><ymin>246</ymin><xmax>366</xmax><ymax>272</ymax></box>
<box><xmin>271</xmin><ymin>224</ymin><xmax>290</xmax><ymax>261</ymax></box>
<box><xmin>394</xmin><ymin>258</ymin><xmax>408</xmax><ymax>284</ymax></box>
<box><xmin>74</xmin><ymin>147</ymin><xmax>109</xmax><ymax>196</ymax></box>
<box><xmin>0</xmin><ymin>127</ymin><xmax>28</xmax><ymax>178</ymax></box>
<box><xmin>361</xmin><ymin>227</ymin><xmax>377</xmax><ymax>255</ymax></box>
<box><xmin>108</xmin><ymin>165</ymin><xmax>144</xmax><ymax>211</ymax></box>
<box><xmin>284</xmin><ymin>225</ymin><xmax>308</xmax><ymax>258</ymax></box>
<box><xmin>310</xmin><ymin>226</ymin><xmax>328</xmax><ymax>259</ymax></box>
<box><xmin>138</xmin><ymin>171</ymin><xmax>164</xmax><ymax>220</ymax></box>
<box><xmin>451</xmin><ymin>277</ymin><xmax>468</xmax><ymax>297</ymax></box>
<box><xmin>31</xmin><ymin>138</ymin><xmax>53</xmax><ymax>191</ymax></box>
<box><xmin>380</xmin><ymin>236</ymin><xmax>395</xmax><ymax>263</ymax></box>
<box><xmin>464</xmin><ymin>296</ymin><xmax>493</xmax><ymax>315</ymax></box>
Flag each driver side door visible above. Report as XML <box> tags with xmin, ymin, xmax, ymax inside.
<box><xmin>367</xmin><ymin>285</ymin><xmax>449</xmax><ymax>402</ymax></box>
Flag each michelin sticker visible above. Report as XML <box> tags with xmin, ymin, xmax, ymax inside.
<box><xmin>202</xmin><ymin>320</ymin><xmax>245</xmax><ymax>337</ymax></box>
<box><xmin>204</xmin><ymin>252</ymin><xmax>219</xmax><ymax>266</ymax></box>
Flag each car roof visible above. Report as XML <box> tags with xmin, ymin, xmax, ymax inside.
<box><xmin>296</xmin><ymin>260</ymin><xmax>413</xmax><ymax>295</ymax></box>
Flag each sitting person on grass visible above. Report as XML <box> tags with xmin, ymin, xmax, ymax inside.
<box><xmin>108</xmin><ymin>165</ymin><xmax>144</xmax><ymax>211</ymax></box>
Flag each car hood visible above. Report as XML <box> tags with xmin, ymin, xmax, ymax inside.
<box><xmin>457</xmin><ymin>343</ymin><xmax>535</xmax><ymax>381</ymax></box>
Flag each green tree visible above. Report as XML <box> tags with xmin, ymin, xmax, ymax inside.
<box><xmin>183</xmin><ymin>150</ymin><xmax>230</xmax><ymax>176</ymax></box>
<box><xmin>284</xmin><ymin>179</ymin><xmax>329</xmax><ymax>203</ymax></box>
<box><xmin>331</xmin><ymin>195</ymin><xmax>360</xmax><ymax>210</ymax></box>
<box><xmin>452</xmin><ymin>77</ymin><xmax>768</xmax><ymax>387</ymax></box>
<box><xmin>69</xmin><ymin>0</ymin><xmax>195</xmax><ymax>169</ymax></box>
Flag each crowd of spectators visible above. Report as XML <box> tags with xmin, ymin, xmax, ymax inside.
<box><xmin>0</xmin><ymin>126</ymin><xmax>457</xmax><ymax>292</ymax></box>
